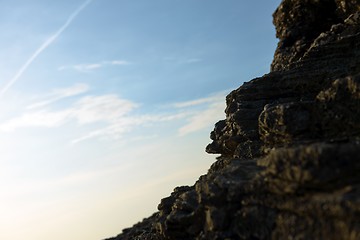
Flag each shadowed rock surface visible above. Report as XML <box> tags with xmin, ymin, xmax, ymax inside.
<box><xmin>104</xmin><ymin>0</ymin><xmax>360</xmax><ymax>239</ymax></box>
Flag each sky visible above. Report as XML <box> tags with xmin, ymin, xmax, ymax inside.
<box><xmin>0</xmin><ymin>1</ymin><xmax>281</xmax><ymax>239</ymax></box>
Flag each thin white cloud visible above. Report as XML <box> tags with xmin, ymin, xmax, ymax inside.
<box><xmin>106</xmin><ymin>60</ymin><xmax>130</xmax><ymax>65</ymax></box>
<box><xmin>0</xmin><ymin>92</ymin><xmax>184</xmax><ymax>142</ymax></box>
<box><xmin>174</xmin><ymin>96</ymin><xmax>224</xmax><ymax>108</ymax></box>
<box><xmin>53</xmin><ymin>83</ymin><xmax>90</xmax><ymax>97</ymax></box>
<box><xmin>27</xmin><ymin>83</ymin><xmax>89</xmax><ymax>109</ymax></box>
<box><xmin>58</xmin><ymin>60</ymin><xmax>131</xmax><ymax>72</ymax></box>
<box><xmin>74</xmin><ymin>63</ymin><xmax>102</xmax><ymax>72</ymax></box>
<box><xmin>173</xmin><ymin>94</ymin><xmax>225</xmax><ymax>108</ymax></box>
<box><xmin>71</xmin><ymin>112</ymin><xmax>189</xmax><ymax>144</ymax></box>
<box><xmin>70</xmin><ymin>120</ymin><xmax>133</xmax><ymax>144</ymax></box>
<box><xmin>0</xmin><ymin>0</ymin><xmax>93</xmax><ymax>98</ymax></box>
<box><xmin>73</xmin><ymin>95</ymin><xmax>138</xmax><ymax>124</ymax></box>
<box><xmin>178</xmin><ymin>100</ymin><xmax>226</xmax><ymax>136</ymax></box>
<box><xmin>0</xmin><ymin>94</ymin><xmax>137</xmax><ymax>132</ymax></box>
<box><xmin>0</xmin><ymin>110</ymin><xmax>70</xmax><ymax>131</ymax></box>
<box><xmin>0</xmin><ymin>87</ymin><xmax>227</xmax><ymax>142</ymax></box>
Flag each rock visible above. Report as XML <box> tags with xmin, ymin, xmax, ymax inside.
<box><xmin>104</xmin><ymin>0</ymin><xmax>360</xmax><ymax>239</ymax></box>
<box><xmin>103</xmin><ymin>213</ymin><xmax>161</xmax><ymax>240</ymax></box>
<box><xmin>271</xmin><ymin>0</ymin><xmax>341</xmax><ymax>71</ymax></box>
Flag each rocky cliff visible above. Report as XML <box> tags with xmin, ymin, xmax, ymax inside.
<box><xmin>105</xmin><ymin>1</ymin><xmax>360</xmax><ymax>239</ymax></box>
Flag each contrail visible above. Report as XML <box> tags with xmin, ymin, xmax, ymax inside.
<box><xmin>0</xmin><ymin>0</ymin><xmax>93</xmax><ymax>97</ymax></box>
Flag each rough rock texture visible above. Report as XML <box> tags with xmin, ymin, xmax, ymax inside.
<box><xmin>105</xmin><ymin>1</ymin><xmax>360</xmax><ymax>239</ymax></box>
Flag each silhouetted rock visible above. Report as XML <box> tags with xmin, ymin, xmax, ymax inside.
<box><xmin>105</xmin><ymin>1</ymin><xmax>360</xmax><ymax>239</ymax></box>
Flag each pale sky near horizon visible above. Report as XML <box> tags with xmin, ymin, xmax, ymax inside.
<box><xmin>0</xmin><ymin>1</ymin><xmax>281</xmax><ymax>239</ymax></box>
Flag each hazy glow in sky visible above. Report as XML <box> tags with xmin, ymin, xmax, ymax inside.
<box><xmin>0</xmin><ymin>1</ymin><xmax>280</xmax><ymax>239</ymax></box>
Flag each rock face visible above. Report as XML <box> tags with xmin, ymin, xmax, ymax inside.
<box><xmin>105</xmin><ymin>1</ymin><xmax>360</xmax><ymax>239</ymax></box>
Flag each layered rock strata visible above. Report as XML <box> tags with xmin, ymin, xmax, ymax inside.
<box><xmin>105</xmin><ymin>1</ymin><xmax>360</xmax><ymax>239</ymax></box>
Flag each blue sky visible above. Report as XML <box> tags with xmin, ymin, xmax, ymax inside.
<box><xmin>0</xmin><ymin>1</ymin><xmax>281</xmax><ymax>239</ymax></box>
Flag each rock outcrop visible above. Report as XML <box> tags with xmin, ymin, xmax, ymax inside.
<box><xmin>105</xmin><ymin>1</ymin><xmax>360</xmax><ymax>239</ymax></box>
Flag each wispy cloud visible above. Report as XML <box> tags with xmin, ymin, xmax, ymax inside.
<box><xmin>106</xmin><ymin>60</ymin><xmax>130</xmax><ymax>65</ymax></box>
<box><xmin>74</xmin><ymin>63</ymin><xmax>102</xmax><ymax>72</ymax></box>
<box><xmin>0</xmin><ymin>0</ymin><xmax>93</xmax><ymax>98</ymax></box>
<box><xmin>0</xmin><ymin>85</ymin><xmax>226</xmax><ymax>142</ymax></box>
<box><xmin>73</xmin><ymin>95</ymin><xmax>137</xmax><ymax>124</ymax></box>
<box><xmin>70</xmin><ymin>120</ymin><xmax>134</xmax><ymax>144</ymax></box>
<box><xmin>27</xmin><ymin>83</ymin><xmax>89</xmax><ymax>109</ymax></box>
<box><xmin>178</xmin><ymin>100</ymin><xmax>225</xmax><ymax>136</ymax></box>
<box><xmin>58</xmin><ymin>60</ymin><xmax>131</xmax><ymax>72</ymax></box>
<box><xmin>71</xmin><ymin>111</ymin><xmax>189</xmax><ymax>144</ymax></box>
<box><xmin>175</xmin><ymin>93</ymin><xmax>226</xmax><ymax>136</ymax></box>
<box><xmin>0</xmin><ymin>110</ymin><xmax>72</xmax><ymax>131</ymax></box>
<box><xmin>0</xmin><ymin>94</ymin><xmax>137</xmax><ymax>132</ymax></box>
<box><xmin>0</xmin><ymin>88</ymin><xmax>187</xmax><ymax>143</ymax></box>
<box><xmin>173</xmin><ymin>92</ymin><xmax>225</xmax><ymax>108</ymax></box>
